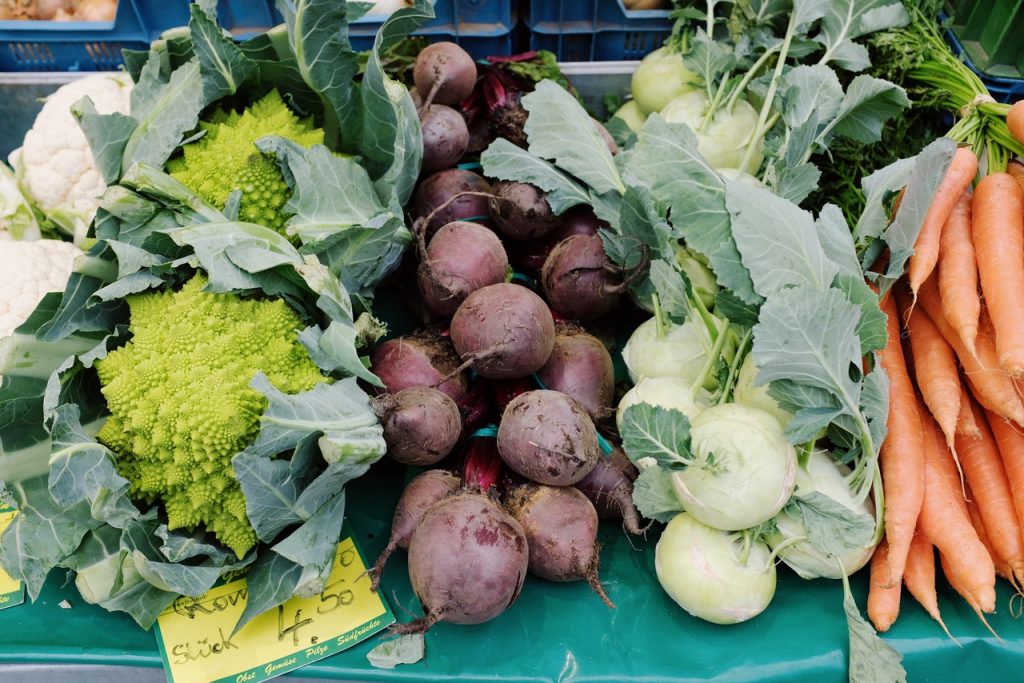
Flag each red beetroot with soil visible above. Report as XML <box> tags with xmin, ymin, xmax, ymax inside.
<box><xmin>496</xmin><ymin>389</ymin><xmax>600</xmax><ymax>486</ymax></box>
<box><xmin>449</xmin><ymin>283</ymin><xmax>555</xmax><ymax>380</ymax></box>
<box><xmin>396</xmin><ymin>490</ymin><xmax>529</xmax><ymax>633</ymax></box>
<box><xmin>413</xmin><ymin>41</ymin><xmax>477</xmax><ymax>107</ymax></box>
<box><xmin>368</xmin><ymin>469</ymin><xmax>460</xmax><ymax>592</ymax></box>
<box><xmin>419</xmin><ymin>104</ymin><xmax>470</xmax><ymax>173</ymax></box>
<box><xmin>575</xmin><ymin>446</ymin><xmax>648</xmax><ymax>535</ymax></box>
<box><xmin>507</xmin><ymin>483</ymin><xmax>613</xmax><ymax>607</ymax></box>
<box><xmin>417</xmin><ymin>221</ymin><xmax>508</xmax><ymax>317</ymax></box>
<box><xmin>377</xmin><ymin>387</ymin><xmax>462</xmax><ymax>467</ymax></box>
<box><xmin>537</xmin><ymin>324</ymin><xmax>614</xmax><ymax>421</ymax></box>
<box><xmin>541</xmin><ymin>234</ymin><xmax>624</xmax><ymax>321</ymax></box>
<box><xmin>506</xmin><ymin>205</ymin><xmax>602</xmax><ymax>271</ymax></box>
<box><xmin>370</xmin><ymin>330</ymin><xmax>469</xmax><ymax>401</ymax></box>
<box><xmin>414</xmin><ymin>169</ymin><xmax>492</xmax><ymax>238</ymax></box>
<box><xmin>489</xmin><ymin>181</ymin><xmax>561</xmax><ymax>241</ymax></box>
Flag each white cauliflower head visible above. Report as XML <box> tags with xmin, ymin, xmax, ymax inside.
<box><xmin>11</xmin><ymin>73</ymin><xmax>133</xmax><ymax>245</ymax></box>
<box><xmin>0</xmin><ymin>240</ymin><xmax>81</xmax><ymax>338</ymax></box>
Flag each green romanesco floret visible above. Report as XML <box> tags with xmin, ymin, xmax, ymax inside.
<box><xmin>94</xmin><ymin>274</ymin><xmax>327</xmax><ymax>557</ymax></box>
<box><xmin>167</xmin><ymin>89</ymin><xmax>323</xmax><ymax>235</ymax></box>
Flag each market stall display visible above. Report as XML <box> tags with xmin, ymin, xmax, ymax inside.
<box><xmin>1</xmin><ymin>0</ymin><xmax>1024</xmax><ymax>682</ymax></box>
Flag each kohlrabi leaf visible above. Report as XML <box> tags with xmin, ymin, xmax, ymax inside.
<box><xmin>874</xmin><ymin>138</ymin><xmax>956</xmax><ymax>291</ymax></box>
<box><xmin>123</xmin><ymin>58</ymin><xmax>204</xmax><ymax>170</ymax></box>
<box><xmin>277</xmin><ymin>0</ymin><xmax>362</xmax><ymax>150</ymax></box>
<box><xmin>794</xmin><ymin>491</ymin><xmax>875</xmax><ymax>557</ymax></box>
<box><xmin>824</xmin><ymin>76</ymin><xmax>910</xmax><ymax>145</ymax></box>
<box><xmin>779</xmin><ymin>64</ymin><xmax>843</xmax><ymax>129</ymax></box>
<box><xmin>816</xmin><ymin>204</ymin><xmax>861</xmax><ymax>277</ymax></box>
<box><xmin>649</xmin><ymin>259</ymin><xmax>691</xmax><ymax>322</ymax></box>
<box><xmin>860</xmin><ymin>365</ymin><xmax>890</xmax><ymax>455</ymax></box>
<box><xmin>368</xmin><ymin>634</ymin><xmax>426</xmax><ymax>670</ymax></box>
<box><xmin>619</xmin><ymin>404</ymin><xmax>693</xmax><ymax>471</ymax></box>
<box><xmin>358</xmin><ymin>0</ymin><xmax>432</xmax><ymax>202</ymax></box>
<box><xmin>188</xmin><ymin>2</ymin><xmax>258</xmax><ymax>102</ymax></box>
<box><xmin>727</xmin><ymin>181</ymin><xmax>838</xmax><ymax>298</ymax></box>
<box><xmin>480</xmin><ymin>138</ymin><xmax>590</xmax><ymax>214</ymax></box>
<box><xmin>844</xmin><ymin>578</ymin><xmax>907</xmax><ymax>683</ymax></box>
<box><xmin>523</xmin><ymin>79</ymin><xmax>625</xmax><ymax>195</ymax></box>
<box><xmin>632</xmin><ymin>466</ymin><xmax>685</xmax><ymax>523</ymax></box>
<box><xmin>832</xmin><ymin>275</ymin><xmax>888</xmax><ymax>354</ymax></box>
<box><xmin>814</xmin><ymin>0</ymin><xmax>909</xmax><ymax>72</ymax></box>
<box><xmin>626</xmin><ymin>115</ymin><xmax>759</xmax><ymax>305</ymax></box>
<box><xmin>683</xmin><ymin>29</ymin><xmax>737</xmax><ymax>96</ymax></box>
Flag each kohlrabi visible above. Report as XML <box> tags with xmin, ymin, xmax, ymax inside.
<box><xmin>613</xmin><ymin>100</ymin><xmax>647</xmax><ymax>133</ymax></box>
<box><xmin>766</xmin><ymin>450</ymin><xmax>878</xmax><ymax>580</ymax></box>
<box><xmin>616</xmin><ymin>376</ymin><xmax>710</xmax><ymax>431</ymax></box>
<box><xmin>630</xmin><ymin>47</ymin><xmax>698</xmax><ymax>115</ymax></box>
<box><xmin>732</xmin><ymin>354</ymin><xmax>793</xmax><ymax>429</ymax></box>
<box><xmin>655</xmin><ymin>512</ymin><xmax>776</xmax><ymax>625</ymax></box>
<box><xmin>621</xmin><ymin>313</ymin><xmax>733</xmax><ymax>391</ymax></box>
<box><xmin>671</xmin><ymin>403</ymin><xmax>796</xmax><ymax>531</ymax></box>
<box><xmin>660</xmin><ymin>91</ymin><xmax>764</xmax><ymax>171</ymax></box>
<box><xmin>673</xmin><ymin>245</ymin><xmax>719</xmax><ymax>309</ymax></box>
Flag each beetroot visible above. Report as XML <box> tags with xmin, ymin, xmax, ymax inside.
<box><xmin>396</xmin><ymin>491</ymin><xmax>529</xmax><ymax>633</ymax></box>
<box><xmin>537</xmin><ymin>324</ymin><xmax>614</xmax><ymax>421</ymax></box>
<box><xmin>449</xmin><ymin>283</ymin><xmax>555</xmax><ymax>380</ymax></box>
<box><xmin>414</xmin><ymin>169</ymin><xmax>492</xmax><ymax>237</ymax></box>
<box><xmin>593</xmin><ymin>118</ymin><xmax>619</xmax><ymax>156</ymax></box>
<box><xmin>489</xmin><ymin>181</ymin><xmax>561</xmax><ymax>241</ymax></box>
<box><xmin>377</xmin><ymin>387</ymin><xmax>462</xmax><ymax>466</ymax></box>
<box><xmin>541</xmin><ymin>234</ymin><xmax>624</xmax><ymax>321</ymax></box>
<box><xmin>370</xmin><ymin>330</ymin><xmax>468</xmax><ymax>401</ymax></box>
<box><xmin>419</xmin><ymin>104</ymin><xmax>469</xmax><ymax>173</ymax></box>
<box><xmin>507</xmin><ymin>483</ymin><xmax>613</xmax><ymax>607</ymax></box>
<box><xmin>496</xmin><ymin>389</ymin><xmax>599</xmax><ymax>486</ymax></box>
<box><xmin>368</xmin><ymin>470</ymin><xmax>460</xmax><ymax>592</ymax></box>
<box><xmin>417</xmin><ymin>221</ymin><xmax>508</xmax><ymax>317</ymax></box>
<box><xmin>506</xmin><ymin>205</ymin><xmax>603</xmax><ymax>271</ymax></box>
<box><xmin>413</xmin><ymin>41</ymin><xmax>477</xmax><ymax>107</ymax></box>
<box><xmin>575</xmin><ymin>446</ymin><xmax>648</xmax><ymax>536</ymax></box>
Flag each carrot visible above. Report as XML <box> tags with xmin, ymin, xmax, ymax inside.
<box><xmin>903</xmin><ymin>296</ymin><xmax>962</xmax><ymax>452</ymax></box>
<box><xmin>956</xmin><ymin>398</ymin><xmax>1024</xmax><ymax>586</ymax></box>
<box><xmin>937</xmin><ymin>189</ymin><xmax>980</xmax><ymax>356</ymax></box>
<box><xmin>919</xmin><ymin>404</ymin><xmax>997</xmax><ymax>613</ymax></box>
<box><xmin>965</xmin><ymin>486</ymin><xmax>1013</xmax><ymax>583</ymax></box>
<box><xmin>922</xmin><ymin>409</ymin><xmax>967</xmax><ymax>512</ymax></box>
<box><xmin>1009</xmin><ymin>161</ymin><xmax>1024</xmax><ymax>196</ymax></box>
<box><xmin>957</xmin><ymin>383</ymin><xmax>982</xmax><ymax>438</ymax></box>
<box><xmin>985</xmin><ymin>410</ymin><xmax>1024</xmax><ymax>559</ymax></box>
<box><xmin>972</xmin><ymin>172</ymin><xmax>1024</xmax><ymax>376</ymax></box>
<box><xmin>868</xmin><ymin>539</ymin><xmax>901</xmax><ymax>632</ymax></box>
<box><xmin>939</xmin><ymin>552</ymin><xmax>1001</xmax><ymax>639</ymax></box>
<box><xmin>877</xmin><ymin>290</ymin><xmax>925</xmax><ymax>586</ymax></box>
<box><xmin>903</xmin><ymin>530</ymin><xmax>955</xmax><ymax>640</ymax></box>
<box><xmin>917</xmin><ymin>276</ymin><xmax>1024</xmax><ymax>425</ymax></box>
<box><xmin>907</xmin><ymin>146</ymin><xmax>979</xmax><ymax>300</ymax></box>
<box><xmin>1008</xmin><ymin>100</ymin><xmax>1024</xmax><ymax>146</ymax></box>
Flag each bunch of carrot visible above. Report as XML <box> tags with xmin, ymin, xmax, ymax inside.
<box><xmin>868</xmin><ymin>104</ymin><xmax>1024</xmax><ymax>637</ymax></box>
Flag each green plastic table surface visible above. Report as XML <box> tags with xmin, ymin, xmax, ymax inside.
<box><xmin>0</xmin><ymin>461</ymin><xmax>1022</xmax><ymax>682</ymax></box>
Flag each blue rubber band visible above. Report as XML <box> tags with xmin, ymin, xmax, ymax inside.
<box><xmin>511</xmin><ymin>272</ymin><xmax>536</xmax><ymax>287</ymax></box>
<box><xmin>457</xmin><ymin>161</ymin><xmax>483</xmax><ymax>171</ymax></box>
<box><xmin>462</xmin><ymin>215</ymin><xmax>491</xmax><ymax>223</ymax></box>
<box><xmin>596</xmin><ymin>432</ymin><xmax>614</xmax><ymax>456</ymax></box>
<box><xmin>531</xmin><ymin>373</ymin><xmax>547</xmax><ymax>390</ymax></box>
<box><xmin>469</xmin><ymin>424</ymin><xmax>499</xmax><ymax>439</ymax></box>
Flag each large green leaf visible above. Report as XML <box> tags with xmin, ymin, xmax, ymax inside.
<box><xmin>480</xmin><ymin>138</ymin><xmax>590</xmax><ymax>214</ymax></box>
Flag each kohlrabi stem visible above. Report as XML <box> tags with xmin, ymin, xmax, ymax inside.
<box><xmin>737</xmin><ymin>10</ymin><xmax>797</xmax><ymax>174</ymax></box>
<box><xmin>700</xmin><ymin>75</ymin><xmax>731</xmax><ymax>132</ymax></box>
<box><xmin>738</xmin><ymin>529</ymin><xmax>753</xmax><ymax>566</ymax></box>
<box><xmin>725</xmin><ymin>46</ymin><xmax>779</xmax><ymax>114</ymax></box>
<box><xmin>766</xmin><ymin>535</ymin><xmax>807</xmax><ymax>567</ymax></box>
<box><xmin>718</xmin><ymin>329</ymin><xmax>752</xmax><ymax>404</ymax></box>
<box><xmin>652</xmin><ymin>293</ymin><xmax>667</xmax><ymax>339</ymax></box>
<box><xmin>688</xmin><ymin>323</ymin><xmax>731</xmax><ymax>403</ymax></box>
<box><xmin>870</xmin><ymin>465</ymin><xmax>885</xmax><ymax>544</ymax></box>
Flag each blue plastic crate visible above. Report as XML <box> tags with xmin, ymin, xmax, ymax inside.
<box><xmin>525</xmin><ymin>0</ymin><xmax>671</xmax><ymax>61</ymax></box>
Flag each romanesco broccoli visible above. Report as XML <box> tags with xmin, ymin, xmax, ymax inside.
<box><xmin>95</xmin><ymin>274</ymin><xmax>327</xmax><ymax>557</ymax></box>
<box><xmin>167</xmin><ymin>89</ymin><xmax>323</xmax><ymax>236</ymax></box>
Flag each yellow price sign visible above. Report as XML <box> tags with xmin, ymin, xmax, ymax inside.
<box><xmin>0</xmin><ymin>504</ymin><xmax>25</xmax><ymax>611</ymax></box>
<box><xmin>155</xmin><ymin>536</ymin><xmax>393</xmax><ymax>683</ymax></box>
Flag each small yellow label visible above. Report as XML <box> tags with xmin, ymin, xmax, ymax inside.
<box><xmin>155</xmin><ymin>537</ymin><xmax>393</xmax><ymax>683</ymax></box>
<box><xmin>0</xmin><ymin>506</ymin><xmax>24</xmax><ymax>610</ymax></box>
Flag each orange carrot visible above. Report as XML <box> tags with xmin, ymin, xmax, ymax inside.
<box><xmin>908</xmin><ymin>146</ymin><xmax>979</xmax><ymax>300</ymax></box>
<box><xmin>972</xmin><ymin>173</ymin><xmax>1024</xmax><ymax>376</ymax></box>
<box><xmin>868</xmin><ymin>539</ymin><xmax>901</xmax><ymax>633</ymax></box>
<box><xmin>965</xmin><ymin>486</ymin><xmax>1013</xmax><ymax>583</ymax></box>
<box><xmin>922</xmin><ymin>410</ymin><xmax>966</xmax><ymax>509</ymax></box>
<box><xmin>878</xmin><ymin>291</ymin><xmax>925</xmax><ymax>586</ymax></box>
<box><xmin>1008</xmin><ymin>100</ymin><xmax>1024</xmax><ymax>146</ymax></box>
<box><xmin>917</xmin><ymin>276</ymin><xmax>1024</xmax><ymax>424</ymax></box>
<box><xmin>939</xmin><ymin>552</ymin><xmax>1000</xmax><ymax>638</ymax></box>
<box><xmin>1009</xmin><ymin>161</ymin><xmax>1024</xmax><ymax>196</ymax></box>
<box><xmin>985</xmin><ymin>410</ymin><xmax>1024</xmax><ymax>557</ymax></box>
<box><xmin>919</xmin><ymin>405</ymin><xmax>997</xmax><ymax>613</ymax></box>
<box><xmin>956</xmin><ymin>399</ymin><xmax>1024</xmax><ymax>585</ymax></box>
<box><xmin>957</xmin><ymin>383</ymin><xmax>982</xmax><ymax>438</ymax></box>
<box><xmin>938</xmin><ymin>189</ymin><xmax>980</xmax><ymax>356</ymax></box>
<box><xmin>903</xmin><ymin>530</ymin><xmax>954</xmax><ymax>640</ymax></box>
<box><xmin>904</xmin><ymin>297</ymin><xmax>962</xmax><ymax>452</ymax></box>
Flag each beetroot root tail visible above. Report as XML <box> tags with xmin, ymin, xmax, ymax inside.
<box><xmin>391</xmin><ymin>611</ymin><xmax>442</xmax><ymax>635</ymax></box>
<box><xmin>367</xmin><ymin>541</ymin><xmax>398</xmax><ymax>593</ymax></box>
<box><xmin>586</xmin><ymin>558</ymin><xmax>615</xmax><ymax>609</ymax></box>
